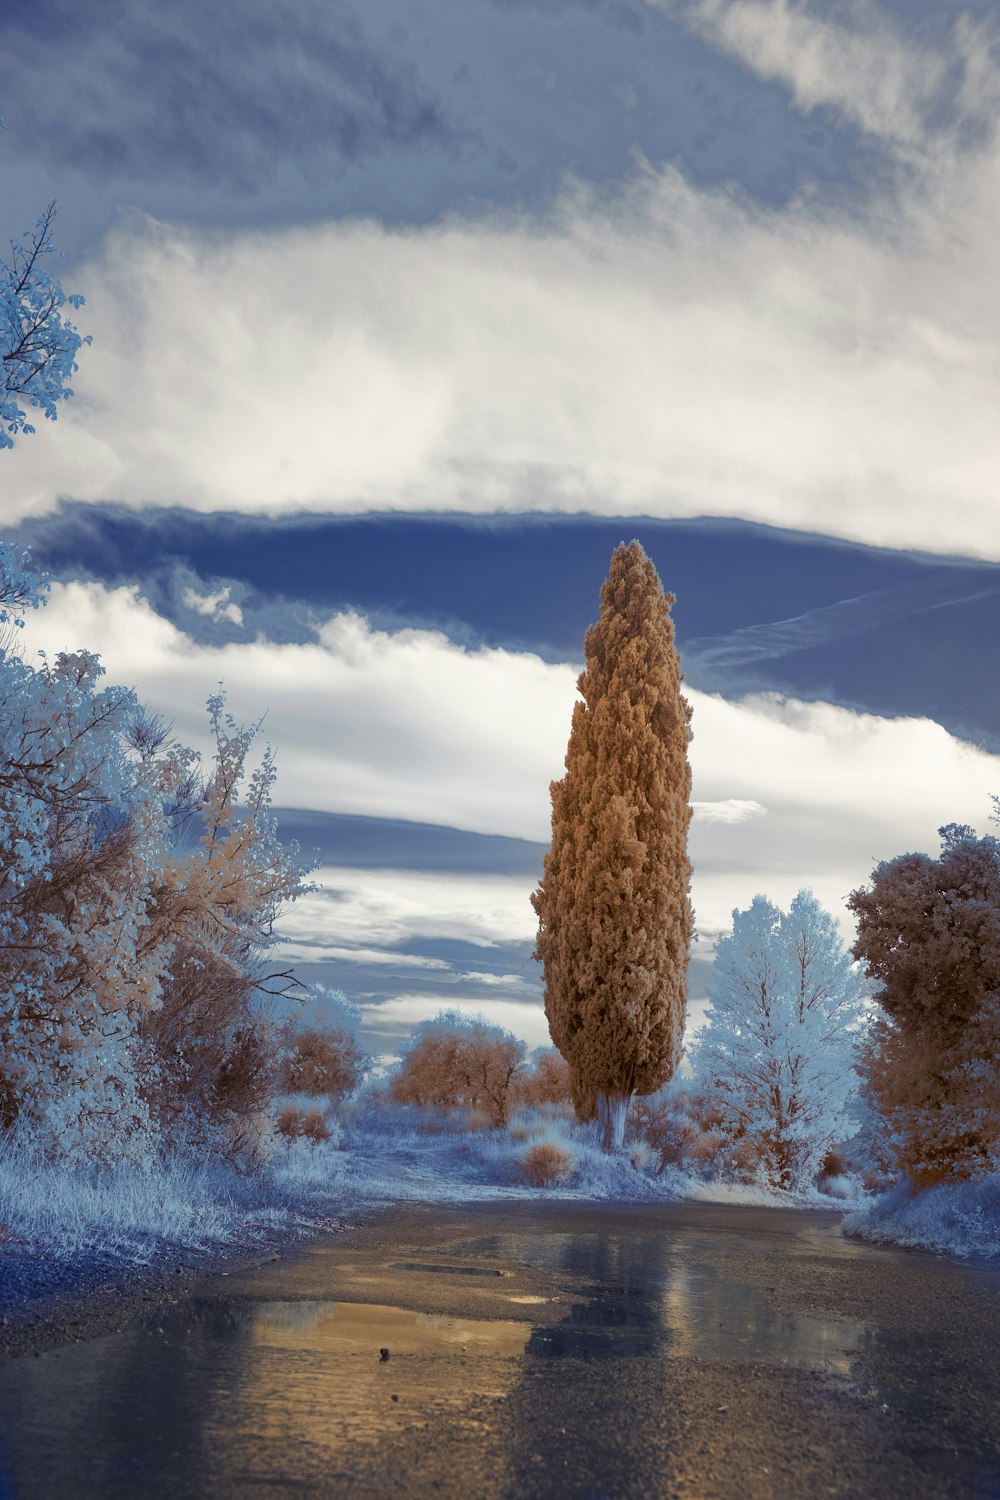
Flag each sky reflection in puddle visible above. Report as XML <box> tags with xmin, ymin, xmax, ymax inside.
<box><xmin>454</xmin><ymin>1230</ymin><xmax>868</xmax><ymax>1376</ymax></box>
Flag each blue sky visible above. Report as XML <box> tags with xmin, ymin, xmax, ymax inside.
<box><xmin>4</xmin><ymin>0</ymin><xmax>1000</xmax><ymax>1055</ymax></box>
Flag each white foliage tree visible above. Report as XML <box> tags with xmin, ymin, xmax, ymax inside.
<box><xmin>0</xmin><ymin>544</ymin><xmax>311</xmax><ymax>1163</ymax></box>
<box><xmin>1</xmin><ymin>204</ymin><xmax>90</xmax><ymax>449</ymax></box>
<box><xmin>0</xmin><ymin>549</ymin><xmax>165</xmax><ymax>1158</ymax></box>
<box><xmin>689</xmin><ymin>890</ymin><xmax>867</xmax><ymax>1189</ymax></box>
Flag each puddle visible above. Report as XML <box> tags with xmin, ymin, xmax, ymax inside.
<box><xmin>0</xmin><ymin>1297</ymin><xmax>531</xmax><ymax>1499</ymax></box>
<box><xmin>390</xmin><ymin>1261</ymin><xmax>505</xmax><ymax>1277</ymax></box>
<box><xmin>450</xmin><ymin>1230</ymin><xmax>868</xmax><ymax>1376</ymax></box>
<box><xmin>253</xmin><ymin>1298</ymin><xmax>527</xmax><ymax>1355</ymax></box>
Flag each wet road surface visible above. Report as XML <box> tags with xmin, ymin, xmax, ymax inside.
<box><xmin>0</xmin><ymin>1198</ymin><xmax>998</xmax><ymax>1499</ymax></box>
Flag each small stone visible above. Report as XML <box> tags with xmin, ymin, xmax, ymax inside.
<box><xmin>379</xmin><ymin>1347</ymin><xmax>390</xmax><ymax>1361</ymax></box>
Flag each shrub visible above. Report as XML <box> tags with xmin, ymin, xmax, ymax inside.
<box><xmin>390</xmin><ymin>1011</ymin><xmax>527</xmax><ymax>1128</ymax></box>
<box><xmin>513</xmin><ymin>1048</ymin><xmax>573</xmax><ymax>1110</ymax></box>
<box><xmin>629</xmin><ymin>1085</ymin><xmax>763</xmax><ymax>1182</ymax></box>
<box><xmin>276</xmin><ymin>1107</ymin><xmax>331</xmax><ymax>1143</ymax></box>
<box><xmin>519</xmin><ymin>1142</ymin><xmax>574</xmax><ymax>1188</ymax></box>
<box><xmin>849</xmin><ymin>822</ymin><xmax>1000</xmax><ymax>1186</ymax></box>
<box><xmin>282</xmin><ymin>1026</ymin><xmax>365</xmax><ymax>1103</ymax></box>
<box><xmin>818</xmin><ymin>1148</ymin><xmax>848</xmax><ymax>1181</ymax></box>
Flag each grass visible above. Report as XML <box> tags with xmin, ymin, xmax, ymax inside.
<box><xmin>0</xmin><ymin>1125</ymin><xmax>335</xmax><ymax>1263</ymax></box>
<box><xmin>844</xmin><ymin>1173</ymin><xmax>1000</xmax><ymax>1260</ymax></box>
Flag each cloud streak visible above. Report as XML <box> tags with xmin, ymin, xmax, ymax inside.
<box><xmin>18</xmin><ymin>578</ymin><xmax>1000</xmax><ymax>947</ymax></box>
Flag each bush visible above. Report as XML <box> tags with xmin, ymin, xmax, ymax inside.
<box><xmin>282</xmin><ymin>1026</ymin><xmax>365</xmax><ymax>1104</ymax></box>
<box><xmin>276</xmin><ymin>1107</ymin><xmax>331</xmax><ymax>1143</ymax></box>
<box><xmin>849</xmin><ymin>823</ymin><xmax>1000</xmax><ymax>1186</ymax></box>
<box><xmin>514</xmin><ymin>1049</ymin><xmax>573</xmax><ymax>1110</ymax></box>
<box><xmin>629</xmin><ymin>1086</ymin><xmax>761</xmax><ymax>1182</ymax></box>
<box><xmin>519</xmin><ymin>1142</ymin><xmax>575</xmax><ymax>1187</ymax></box>
<box><xmin>390</xmin><ymin>1011</ymin><xmax>527</xmax><ymax>1128</ymax></box>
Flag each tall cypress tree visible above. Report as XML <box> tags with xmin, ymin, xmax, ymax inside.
<box><xmin>531</xmin><ymin>541</ymin><xmax>693</xmax><ymax>1151</ymax></box>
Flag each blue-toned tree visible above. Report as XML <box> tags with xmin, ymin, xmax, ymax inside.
<box><xmin>0</xmin><ymin>550</ymin><xmax>165</xmax><ymax>1158</ymax></box>
<box><xmin>1</xmin><ymin>204</ymin><xmax>90</xmax><ymax>448</ymax></box>
<box><xmin>0</xmin><ymin>545</ymin><xmax>312</xmax><ymax>1161</ymax></box>
<box><xmin>689</xmin><ymin>890</ymin><xmax>867</xmax><ymax>1189</ymax></box>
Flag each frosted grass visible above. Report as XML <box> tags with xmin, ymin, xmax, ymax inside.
<box><xmin>0</xmin><ymin>1126</ymin><xmax>329</xmax><ymax>1262</ymax></box>
<box><xmin>845</xmin><ymin>1175</ymin><xmax>1000</xmax><ymax>1260</ymax></box>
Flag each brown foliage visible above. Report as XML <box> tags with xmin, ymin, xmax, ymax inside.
<box><xmin>629</xmin><ymin>1088</ymin><xmax>760</xmax><ymax>1180</ymax></box>
<box><xmin>519</xmin><ymin>1142</ymin><xmax>575</xmax><ymax>1187</ymax></box>
<box><xmin>513</xmin><ymin>1049</ymin><xmax>573</xmax><ymax>1110</ymax></box>
<box><xmin>276</xmin><ymin>1107</ymin><xmax>331</xmax><ymax>1142</ymax></box>
<box><xmin>141</xmin><ymin>942</ymin><xmax>279</xmax><ymax>1153</ymax></box>
<box><xmin>532</xmin><ymin>541</ymin><xmax>693</xmax><ymax>1147</ymax></box>
<box><xmin>137</xmin><ymin>700</ymin><xmax>307</xmax><ymax>1158</ymax></box>
<box><xmin>390</xmin><ymin>1015</ymin><xmax>526</xmax><ymax>1128</ymax></box>
<box><xmin>282</xmin><ymin>1028</ymin><xmax>364</xmax><ymax>1103</ymax></box>
<box><xmin>849</xmin><ymin>824</ymin><xmax>1000</xmax><ymax>1184</ymax></box>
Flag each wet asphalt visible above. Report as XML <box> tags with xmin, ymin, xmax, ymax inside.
<box><xmin>1</xmin><ymin>1198</ymin><xmax>999</xmax><ymax>1499</ymax></box>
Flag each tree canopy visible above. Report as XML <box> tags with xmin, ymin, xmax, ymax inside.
<box><xmin>849</xmin><ymin>823</ymin><xmax>1000</xmax><ymax>1185</ymax></box>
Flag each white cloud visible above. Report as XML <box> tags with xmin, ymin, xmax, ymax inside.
<box><xmin>359</xmin><ymin>993</ymin><xmax>552</xmax><ymax>1050</ymax></box>
<box><xmin>692</xmin><ymin>798</ymin><xmax>766</xmax><ymax>824</ymax></box>
<box><xmin>659</xmin><ymin>0</ymin><xmax>952</xmax><ymax>150</ymax></box>
<box><xmin>6</xmin><ymin>20</ymin><xmax>1000</xmax><ymax>563</ymax></box>
<box><xmin>19</xmin><ymin>580</ymin><xmax>1000</xmax><ymax>952</ymax></box>
<box><xmin>459</xmin><ymin>971</ymin><xmax>536</xmax><ymax>989</ymax></box>
<box><xmin>278</xmin><ymin>867</ymin><xmax>539</xmax><ymax>952</ymax></box>
<box><xmin>20</xmin><ymin>581</ymin><xmax>571</xmax><ymax>839</ymax></box>
<box><xmin>274</xmin><ymin>942</ymin><xmax>449</xmax><ymax>970</ymax></box>
<box><xmin>181</xmin><ymin>584</ymin><xmax>243</xmax><ymax>626</ymax></box>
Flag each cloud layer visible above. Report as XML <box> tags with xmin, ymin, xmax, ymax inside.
<box><xmin>5</xmin><ymin>146</ymin><xmax>999</xmax><ymax>558</ymax></box>
<box><xmin>19</xmin><ymin>578</ymin><xmax>1000</xmax><ymax>944</ymax></box>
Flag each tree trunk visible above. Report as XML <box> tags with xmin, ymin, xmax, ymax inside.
<box><xmin>596</xmin><ymin>1089</ymin><xmax>632</xmax><ymax>1153</ymax></box>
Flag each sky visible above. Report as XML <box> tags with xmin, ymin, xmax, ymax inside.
<box><xmin>4</xmin><ymin>0</ymin><xmax>1000</xmax><ymax>1059</ymax></box>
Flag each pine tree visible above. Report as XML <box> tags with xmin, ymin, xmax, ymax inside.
<box><xmin>690</xmin><ymin>891</ymin><xmax>867</xmax><ymax>1189</ymax></box>
<box><xmin>531</xmin><ymin>541</ymin><xmax>693</xmax><ymax>1151</ymax></box>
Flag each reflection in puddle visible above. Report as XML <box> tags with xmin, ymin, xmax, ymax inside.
<box><xmin>253</xmin><ymin>1298</ymin><xmax>527</xmax><ymax>1356</ymax></box>
<box><xmin>663</xmin><ymin>1260</ymin><xmax>865</xmax><ymax>1376</ymax></box>
<box><xmin>459</xmin><ymin>1231</ymin><xmax>867</xmax><ymax>1376</ymax></box>
<box><xmin>0</xmin><ymin>1297</ymin><xmax>531</xmax><ymax>1498</ymax></box>
<box><xmin>240</xmin><ymin>1299</ymin><xmax>529</xmax><ymax>1464</ymax></box>
<box><xmin>390</xmin><ymin>1261</ymin><xmax>505</xmax><ymax>1277</ymax></box>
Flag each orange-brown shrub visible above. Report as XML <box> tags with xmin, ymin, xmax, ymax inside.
<box><xmin>136</xmin><ymin>695</ymin><xmax>307</xmax><ymax>1160</ymax></box>
<box><xmin>513</xmin><ymin>1050</ymin><xmax>573</xmax><ymax>1110</ymax></box>
<box><xmin>629</xmin><ymin>1088</ymin><xmax>761</xmax><ymax>1180</ymax></box>
<box><xmin>282</xmin><ymin>1027</ymin><xmax>364</xmax><ymax>1103</ymax></box>
<box><xmin>519</xmin><ymin>1143</ymin><xmax>574</xmax><ymax>1187</ymax></box>
<box><xmin>276</xmin><ymin>1107</ymin><xmax>331</xmax><ymax>1142</ymax></box>
<box><xmin>849</xmin><ymin>823</ymin><xmax>1000</xmax><ymax>1185</ymax></box>
<box><xmin>818</xmin><ymin>1148</ymin><xmax>848</xmax><ymax>1181</ymax></box>
<box><xmin>390</xmin><ymin>1014</ymin><xmax>526</xmax><ymax>1128</ymax></box>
